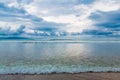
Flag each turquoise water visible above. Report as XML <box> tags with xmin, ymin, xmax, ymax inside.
<box><xmin>0</xmin><ymin>41</ymin><xmax>120</xmax><ymax>74</ymax></box>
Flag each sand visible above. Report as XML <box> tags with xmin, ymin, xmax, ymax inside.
<box><xmin>0</xmin><ymin>73</ymin><xmax>120</xmax><ymax>80</ymax></box>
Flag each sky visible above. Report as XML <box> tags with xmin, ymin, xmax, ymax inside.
<box><xmin>0</xmin><ymin>0</ymin><xmax>120</xmax><ymax>37</ymax></box>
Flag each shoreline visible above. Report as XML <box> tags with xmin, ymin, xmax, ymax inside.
<box><xmin>0</xmin><ymin>72</ymin><xmax>120</xmax><ymax>80</ymax></box>
<box><xmin>1</xmin><ymin>71</ymin><xmax>120</xmax><ymax>75</ymax></box>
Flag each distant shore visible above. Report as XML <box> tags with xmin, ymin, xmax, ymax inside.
<box><xmin>0</xmin><ymin>72</ymin><xmax>120</xmax><ymax>80</ymax></box>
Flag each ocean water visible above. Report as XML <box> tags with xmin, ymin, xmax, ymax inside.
<box><xmin>0</xmin><ymin>41</ymin><xmax>120</xmax><ymax>74</ymax></box>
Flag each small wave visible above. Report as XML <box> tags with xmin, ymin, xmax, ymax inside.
<box><xmin>0</xmin><ymin>65</ymin><xmax>120</xmax><ymax>74</ymax></box>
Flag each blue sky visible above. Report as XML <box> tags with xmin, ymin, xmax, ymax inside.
<box><xmin>0</xmin><ymin>0</ymin><xmax>120</xmax><ymax>37</ymax></box>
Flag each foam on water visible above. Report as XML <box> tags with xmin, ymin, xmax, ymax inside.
<box><xmin>1</xmin><ymin>65</ymin><xmax>120</xmax><ymax>74</ymax></box>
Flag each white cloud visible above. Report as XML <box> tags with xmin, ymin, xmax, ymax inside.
<box><xmin>93</xmin><ymin>0</ymin><xmax>120</xmax><ymax>12</ymax></box>
<box><xmin>0</xmin><ymin>0</ymin><xmax>120</xmax><ymax>36</ymax></box>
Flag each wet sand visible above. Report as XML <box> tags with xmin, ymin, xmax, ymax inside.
<box><xmin>0</xmin><ymin>73</ymin><xmax>120</xmax><ymax>80</ymax></box>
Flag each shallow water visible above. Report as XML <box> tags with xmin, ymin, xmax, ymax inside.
<box><xmin>0</xmin><ymin>42</ymin><xmax>120</xmax><ymax>74</ymax></box>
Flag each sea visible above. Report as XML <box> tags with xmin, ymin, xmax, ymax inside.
<box><xmin>0</xmin><ymin>36</ymin><xmax>120</xmax><ymax>74</ymax></box>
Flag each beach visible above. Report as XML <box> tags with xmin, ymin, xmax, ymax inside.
<box><xmin>0</xmin><ymin>73</ymin><xmax>120</xmax><ymax>80</ymax></box>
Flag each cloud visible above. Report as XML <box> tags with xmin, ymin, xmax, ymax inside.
<box><xmin>0</xmin><ymin>2</ymin><xmax>65</xmax><ymax>36</ymax></box>
<box><xmin>0</xmin><ymin>25</ymin><xmax>25</xmax><ymax>36</ymax></box>
<box><xmin>0</xmin><ymin>0</ymin><xmax>120</xmax><ymax>37</ymax></box>
<box><xmin>82</xmin><ymin>10</ymin><xmax>120</xmax><ymax>36</ymax></box>
<box><xmin>13</xmin><ymin>25</ymin><xmax>25</xmax><ymax>35</ymax></box>
<box><xmin>24</xmin><ymin>0</ymin><xmax>96</xmax><ymax>17</ymax></box>
<box><xmin>89</xmin><ymin>10</ymin><xmax>120</xmax><ymax>28</ymax></box>
<box><xmin>82</xmin><ymin>29</ymin><xmax>113</xmax><ymax>36</ymax></box>
<box><xmin>0</xmin><ymin>2</ymin><xmax>43</xmax><ymax>22</ymax></box>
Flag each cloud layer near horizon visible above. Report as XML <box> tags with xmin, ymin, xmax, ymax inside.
<box><xmin>0</xmin><ymin>0</ymin><xmax>120</xmax><ymax>37</ymax></box>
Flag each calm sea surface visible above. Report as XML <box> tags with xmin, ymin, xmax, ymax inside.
<box><xmin>0</xmin><ymin>41</ymin><xmax>120</xmax><ymax>74</ymax></box>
